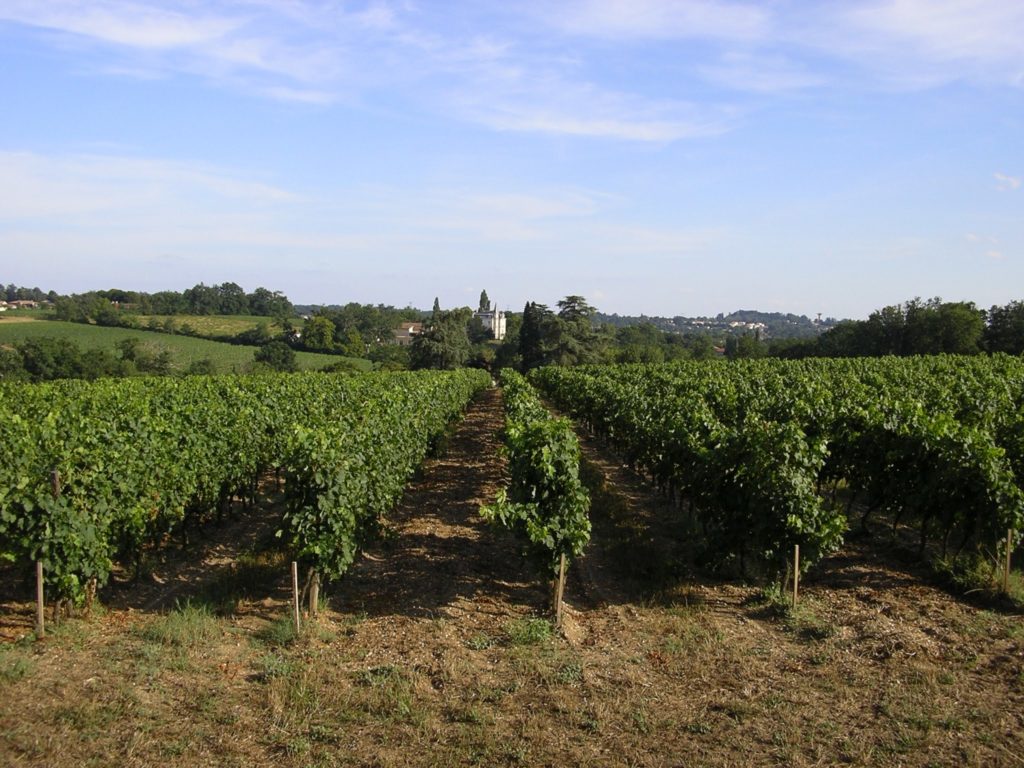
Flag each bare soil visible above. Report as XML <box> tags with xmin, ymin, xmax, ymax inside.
<box><xmin>1</xmin><ymin>387</ymin><xmax>1022</xmax><ymax>767</ymax></box>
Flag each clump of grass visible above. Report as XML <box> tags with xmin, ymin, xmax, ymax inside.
<box><xmin>266</xmin><ymin>663</ymin><xmax>325</xmax><ymax>734</ymax></box>
<box><xmin>356</xmin><ymin>665</ymin><xmax>404</xmax><ymax>687</ymax></box>
<box><xmin>259</xmin><ymin>652</ymin><xmax>294</xmax><ymax>680</ymax></box>
<box><xmin>556</xmin><ymin>661</ymin><xmax>583</xmax><ymax>685</ymax></box>
<box><xmin>259</xmin><ymin>616</ymin><xmax>300</xmax><ymax>647</ymax></box>
<box><xmin>0</xmin><ymin>645</ymin><xmax>33</xmax><ymax>683</ymax></box>
<box><xmin>197</xmin><ymin>548</ymin><xmax>288</xmax><ymax>616</ymax></box>
<box><xmin>504</xmin><ymin>618</ymin><xmax>552</xmax><ymax>646</ymax></box>
<box><xmin>750</xmin><ymin>583</ymin><xmax>834</xmax><ymax>640</ymax></box>
<box><xmin>478</xmin><ymin>680</ymin><xmax>519</xmax><ymax>704</ymax></box>
<box><xmin>932</xmin><ymin>554</ymin><xmax>1024</xmax><ymax>607</ymax></box>
<box><xmin>753</xmin><ymin>582</ymin><xmax>790</xmax><ymax>614</ymax></box>
<box><xmin>138</xmin><ymin>600</ymin><xmax>220</xmax><ymax>647</ymax></box>
<box><xmin>664</xmin><ymin>591</ymin><xmax>706</xmax><ymax>617</ymax></box>
<box><xmin>631</xmin><ymin>708</ymin><xmax>651</xmax><ymax>734</ymax></box>
<box><xmin>353</xmin><ymin>665</ymin><xmax>421</xmax><ymax>723</ymax></box>
<box><xmin>787</xmin><ymin>602</ymin><xmax>835</xmax><ymax>641</ymax></box>
<box><xmin>445</xmin><ymin>704</ymin><xmax>490</xmax><ymax>725</ymax></box>
<box><xmin>465</xmin><ymin>633</ymin><xmax>494</xmax><ymax>650</ymax></box>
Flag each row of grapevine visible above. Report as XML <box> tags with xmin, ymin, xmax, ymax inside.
<box><xmin>0</xmin><ymin>369</ymin><xmax>490</xmax><ymax>605</ymax></box>
<box><xmin>281</xmin><ymin>370</ymin><xmax>489</xmax><ymax>583</ymax></box>
<box><xmin>531</xmin><ymin>356</ymin><xmax>1024</xmax><ymax>580</ymax></box>
<box><xmin>481</xmin><ymin>370</ymin><xmax>590</xmax><ymax>581</ymax></box>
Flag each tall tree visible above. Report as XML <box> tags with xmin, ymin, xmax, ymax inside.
<box><xmin>216</xmin><ymin>282</ymin><xmax>249</xmax><ymax>315</ymax></box>
<box><xmin>248</xmin><ymin>287</ymin><xmax>294</xmax><ymax>319</ymax></box>
<box><xmin>410</xmin><ymin>309</ymin><xmax>471</xmax><ymax>370</ymax></box>
<box><xmin>554</xmin><ymin>295</ymin><xmax>600</xmax><ymax>365</ymax></box>
<box><xmin>302</xmin><ymin>315</ymin><xmax>337</xmax><ymax>351</ymax></box>
<box><xmin>986</xmin><ymin>301</ymin><xmax>1024</xmax><ymax>354</ymax></box>
<box><xmin>254</xmin><ymin>341</ymin><xmax>297</xmax><ymax>372</ymax></box>
<box><xmin>478</xmin><ymin>290</ymin><xmax>491</xmax><ymax>312</ymax></box>
<box><xmin>518</xmin><ymin>302</ymin><xmax>552</xmax><ymax>371</ymax></box>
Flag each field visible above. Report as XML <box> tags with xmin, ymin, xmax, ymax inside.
<box><xmin>133</xmin><ymin>314</ymin><xmax>301</xmax><ymax>338</ymax></box>
<box><xmin>0</xmin><ymin>317</ymin><xmax>368</xmax><ymax>373</ymax></box>
<box><xmin>1</xmin><ymin>380</ymin><xmax>1022</xmax><ymax>767</ymax></box>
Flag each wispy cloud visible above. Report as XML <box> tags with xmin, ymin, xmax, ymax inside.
<box><xmin>529</xmin><ymin>0</ymin><xmax>1024</xmax><ymax>90</ymax></box>
<box><xmin>800</xmin><ymin>0</ymin><xmax>1024</xmax><ymax>89</ymax></box>
<box><xmin>458</xmin><ymin>89</ymin><xmax>733</xmax><ymax>142</ymax></box>
<box><xmin>1</xmin><ymin>1</ymin><xmax>737</xmax><ymax>142</ymax></box>
<box><xmin>699</xmin><ymin>52</ymin><xmax>824</xmax><ymax>94</ymax></box>
<box><xmin>0</xmin><ymin>150</ymin><xmax>294</xmax><ymax>220</ymax></box>
<box><xmin>0</xmin><ymin>148</ymin><xmax>719</xmax><ymax>300</ymax></box>
<box><xmin>994</xmin><ymin>172</ymin><xmax>1021</xmax><ymax>191</ymax></box>
<box><xmin>840</xmin><ymin>1</ymin><xmax>1024</xmax><ymax>66</ymax></box>
<box><xmin>0</xmin><ymin>1</ymin><xmax>239</xmax><ymax>49</ymax></box>
<box><xmin>445</xmin><ymin>52</ymin><xmax>737</xmax><ymax>142</ymax></box>
<box><xmin>0</xmin><ymin>1</ymin><xmax>363</xmax><ymax>98</ymax></box>
<box><xmin>533</xmin><ymin>0</ymin><xmax>770</xmax><ymax>42</ymax></box>
<box><xmin>965</xmin><ymin>233</ymin><xmax>1007</xmax><ymax>261</ymax></box>
<box><xmin>2</xmin><ymin>0</ymin><xmax>1022</xmax><ymax>145</ymax></box>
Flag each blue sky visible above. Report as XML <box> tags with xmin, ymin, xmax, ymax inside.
<box><xmin>1</xmin><ymin>0</ymin><xmax>1021</xmax><ymax>318</ymax></box>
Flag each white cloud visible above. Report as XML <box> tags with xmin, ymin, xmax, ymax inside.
<box><xmin>449</xmin><ymin>67</ymin><xmax>736</xmax><ymax>141</ymax></box>
<box><xmin>798</xmin><ymin>0</ymin><xmax>1024</xmax><ymax>88</ymax></box>
<box><xmin>964</xmin><ymin>233</ymin><xmax>1008</xmax><ymax>261</ymax></box>
<box><xmin>994</xmin><ymin>172</ymin><xmax>1021</xmax><ymax>191</ymax></box>
<box><xmin>0</xmin><ymin>1</ymin><xmax>239</xmax><ymax>49</ymax></box>
<box><xmin>0</xmin><ymin>0</ymin><xmax>744</xmax><ymax>142</ymax></box>
<box><xmin>4</xmin><ymin>0</ymin><xmax>1021</xmax><ymax>146</ymax></box>
<box><xmin>0</xmin><ymin>150</ymin><xmax>294</xmax><ymax>220</ymax></box>
<box><xmin>466</xmin><ymin>104</ymin><xmax>726</xmax><ymax>142</ymax></box>
<box><xmin>0</xmin><ymin>0</ymin><xmax>361</xmax><ymax>100</ymax></box>
<box><xmin>0</xmin><ymin>149</ymin><xmax>719</xmax><ymax>300</ymax></box>
<box><xmin>259</xmin><ymin>85</ymin><xmax>337</xmax><ymax>104</ymax></box>
<box><xmin>534</xmin><ymin>0</ymin><xmax>770</xmax><ymax>42</ymax></box>
<box><xmin>841</xmin><ymin>0</ymin><xmax>1024</xmax><ymax>65</ymax></box>
<box><xmin>531</xmin><ymin>0</ymin><xmax>1024</xmax><ymax>90</ymax></box>
<box><xmin>699</xmin><ymin>52</ymin><xmax>824</xmax><ymax>94</ymax></box>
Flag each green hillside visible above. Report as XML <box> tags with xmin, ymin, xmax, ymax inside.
<box><xmin>0</xmin><ymin>318</ymin><xmax>370</xmax><ymax>374</ymax></box>
<box><xmin>133</xmin><ymin>314</ymin><xmax>301</xmax><ymax>338</ymax></box>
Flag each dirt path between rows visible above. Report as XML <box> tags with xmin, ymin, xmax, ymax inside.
<box><xmin>337</xmin><ymin>386</ymin><xmax>546</xmax><ymax>624</ymax></box>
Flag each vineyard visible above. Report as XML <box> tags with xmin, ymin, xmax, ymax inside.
<box><xmin>0</xmin><ymin>369</ymin><xmax>490</xmax><ymax>608</ymax></box>
<box><xmin>1</xmin><ymin>360</ymin><xmax>1022</xmax><ymax>767</ymax></box>
<box><xmin>532</xmin><ymin>356</ymin><xmax>1024</xmax><ymax>583</ymax></box>
<box><xmin>482</xmin><ymin>370</ymin><xmax>591</xmax><ymax>620</ymax></box>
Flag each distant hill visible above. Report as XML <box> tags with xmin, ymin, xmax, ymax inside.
<box><xmin>594</xmin><ymin>310</ymin><xmax>841</xmax><ymax>340</ymax></box>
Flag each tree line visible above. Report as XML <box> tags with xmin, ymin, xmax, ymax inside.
<box><xmin>0</xmin><ymin>337</ymin><xmax>177</xmax><ymax>381</ymax></box>
<box><xmin>408</xmin><ymin>295</ymin><xmax>718</xmax><ymax>372</ymax></box>
<box><xmin>2</xmin><ymin>285</ymin><xmax>56</xmax><ymax>303</ymax></box>
<box><xmin>768</xmin><ymin>298</ymin><xmax>1024</xmax><ymax>359</ymax></box>
<box><xmin>52</xmin><ymin>283</ymin><xmax>295</xmax><ymax>323</ymax></box>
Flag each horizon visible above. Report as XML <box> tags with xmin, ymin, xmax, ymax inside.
<box><xmin>8</xmin><ymin>279</ymin><xmax>1005</xmax><ymax>323</ymax></box>
<box><xmin>1</xmin><ymin>1</ymin><xmax>1021</xmax><ymax>319</ymax></box>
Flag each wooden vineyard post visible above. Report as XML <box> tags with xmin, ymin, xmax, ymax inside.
<box><xmin>1004</xmin><ymin>529</ymin><xmax>1014</xmax><ymax>595</ymax></box>
<box><xmin>49</xmin><ymin>470</ymin><xmax>62</xmax><ymax>627</ymax></box>
<box><xmin>792</xmin><ymin>544</ymin><xmax>800</xmax><ymax>607</ymax></box>
<box><xmin>309</xmin><ymin>569</ymin><xmax>320</xmax><ymax>618</ymax></box>
<box><xmin>291</xmin><ymin>561</ymin><xmax>301</xmax><ymax>633</ymax></box>
<box><xmin>35</xmin><ymin>561</ymin><xmax>45</xmax><ymax>639</ymax></box>
<box><xmin>554</xmin><ymin>553</ymin><xmax>567</xmax><ymax>629</ymax></box>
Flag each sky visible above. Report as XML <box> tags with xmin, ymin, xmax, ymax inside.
<box><xmin>0</xmin><ymin>1</ymin><xmax>1022</xmax><ymax>319</ymax></box>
